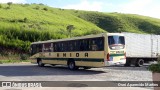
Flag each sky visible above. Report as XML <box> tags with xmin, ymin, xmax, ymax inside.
<box><xmin>0</xmin><ymin>0</ymin><xmax>160</xmax><ymax>19</ymax></box>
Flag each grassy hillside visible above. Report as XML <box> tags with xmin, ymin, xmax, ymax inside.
<box><xmin>0</xmin><ymin>3</ymin><xmax>160</xmax><ymax>56</ymax></box>
<box><xmin>68</xmin><ymin>10</ymin><xmax>160</xmax><ymax>34</ymax></box>
<box><xmin>0</xmin><ymin>4</ymin><xmax>104</xmax><ymax>55</ymax></box>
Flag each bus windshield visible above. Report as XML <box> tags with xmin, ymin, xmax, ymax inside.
<box><xmin>108</xmin><ymin>36</ymin><xmax>125</xmax><ymax>50</ymax></box>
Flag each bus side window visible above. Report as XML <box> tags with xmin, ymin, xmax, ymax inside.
<box><xmin>61</xmin><ymin>42</ymin><xmax>63</xmax><ymax>52</ymax></box>
<box><xmin>88</xmin><ymin>39</ymin><xmax>91</xmax><ymax>51</ymax></box>
<box><xmin>80</xmin><ymin>40</ymin><xmax>84</xmax><ymax>51</ymax></box>
<box><xmin>91</xmin><ymin>39</ymin><xmax>97</xmax><ymax>51</ymax></box>
<box><xmin>42</xmin><ymin>44</ymin><xmax>45</xmax><ymax>52</ymax></box>
<box><xmin>54</xmin><ymin>43</ymin><xmax>57</xmax><ymax>52</ymax></box>
<box><xmin>102</xmin><ymin>37</ymin><xmax>104</xmax><ymax>50</ymax></box>
<box><xmin>39</xmin><ymin>44</ymin><xmax>42</xmax><ymax>52</ymax></box>
<box><xmin>75</xmin><ymin>40</ymin><xmax>80</xmax><ymax>51</ymax></box>
<box><xmin>36</xmin><ymin>44</ymin><xmax>40</xmax><ymax>53</ymax></box>
<box><xmin>98</xmin><ymin>37</ymin><xmax>104</xmax><ymax>51</ymax></box>
<box><xmin>55</xmin><ymin>42</ymin><xmax>60</xmax><ymax>52</ymax></box>
<box><xmin>97</xmin><ymin>39</ymin><xmax>101</xmax><ymax>51</ymax></box>
<box><xmin>74</xmin><ymin>41</ymin><xmax>77</xmax><ymax>51</ymax></box>
<box><xmin>43</xmin><ymin>43</ymin><xmax>50</xmax><ymax>52</ymax></box>
<box><xmin>65</xmin><ymin>42</ymin><xmax>69</xmax><ymax>52</ymax></box>
<box><xmin>62</xmin><ymin>42</ymin><xmax>65</xmax><ymax>52</ymax></box>
<box><xmin>50</xmin><ymin>43</ymin><xmax>54</xmax><ymax>52</ymax></box>
<box><xmin>57</xmin><ymin>43</ymin><xmax>60</xmax><ymax>52</ymax></box>
<box><xmin>71</xmin><ymin>41</ymin><xmax>74</xmax><ymax>51</ymax></box>
<box><xmin>83</xmin><ymin>39</ymin><xmax>87</xmax><ymax>51</ymax></box>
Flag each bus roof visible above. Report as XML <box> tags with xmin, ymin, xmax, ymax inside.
<box><xmin>31</xmin><ymin>33</ymin><xmax>124</xmax><ymax>44</ymax></box>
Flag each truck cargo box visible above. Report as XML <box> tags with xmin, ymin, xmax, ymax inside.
<box><xmin>123</xmin><ymin>33</ymin><xmax>160</xmax><ymax>58</ymax></box>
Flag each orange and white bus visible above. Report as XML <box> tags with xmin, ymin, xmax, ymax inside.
<box><xmin>30</xmin><ymin>33</ymin><xmax>126</xmax><ymax>70</ymax></box>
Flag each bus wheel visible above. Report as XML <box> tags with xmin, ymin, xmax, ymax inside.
<box><xmin>83</xmin><ymin>67</ymin><xmax>91</xmax><ymax>70</ymax></box>
<box><xmin>135</xmin><ymin>59</ymin><xmax>144</xmax><ymax>67</ymax></box>
<box><xmin>51</xmin><ymin>64</ymin><xmax>56</xmax><ymax>66</ymax></box>
<box><xmin>68</xmin><ymin>60</ymin><xmax>78</xmax><ymax>70</ymax></box>
<box><xmin>37</xmin><ymin>59</ymin><xmax>44</xmax><ymax>67</ymax></box>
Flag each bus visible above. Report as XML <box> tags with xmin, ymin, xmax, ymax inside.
<box><xmin>30</xmin><ymin>33</ymin><xmax>126</xmax><ymax>70</ymax></box>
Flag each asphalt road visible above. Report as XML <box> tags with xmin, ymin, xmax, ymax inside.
<box><xmin>0</xmin><ymin>63</ymin><xmax>153</xmax><ymax>90</ymax></box>
<box><xmin>0</xmin><ymin>63</ymin><xmax>152</xmax><ymax>81</ymax></box>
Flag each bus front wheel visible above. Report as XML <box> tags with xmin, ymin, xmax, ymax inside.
<box><xmin>37</xmin><ymin>59</ymin><xmax>44</xmax><ymax>67</ymax></box>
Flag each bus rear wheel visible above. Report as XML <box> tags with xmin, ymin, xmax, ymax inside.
<box><xmin>37</xmin><ymin>59</ymin><xmax>44</xmax><ymax>67</ymax></box>
<box><xmin>135</xmin><ymin>59</ymin><xmax>144</xmax><ymax>67</ymax></box>
<box><xmin>68</xmin><ymin>60</ymin><xmax>78</xmax><ymax>70</ymax></box>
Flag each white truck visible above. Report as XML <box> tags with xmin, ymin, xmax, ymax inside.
<box><xmin>122</xmin><ymin>32</ymin><xmax>160</xmax><ymax>67</ymax></box>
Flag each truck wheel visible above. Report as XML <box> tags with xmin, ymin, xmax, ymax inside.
<box><xmin>37</xmin><ymin>59</ymin><xmax>44</xmax><ymax>67</ymax></box>
<box><xmin>124</xmin><ymin>60</ymin><xmax>131</xmax><ymax>67</ymax></box>
<box><xmin>68</xmin><ymin>60</ymin><xmax>78</xmax><ymax>70</ymax></box>
<box><xmin>135</xmin><ymin>59</ymin><xmax>144</xmax><ymax>67</ymax></box>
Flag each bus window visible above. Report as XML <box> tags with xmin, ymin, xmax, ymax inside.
<box><xmin>43</xmin><ymin>43</ymin><xmax>52</xmax><ymax>52</ymax></box>
<box><xmin>50</xmin><ymin>43</ymin><xmax>54</xmax><ymax>52</ymax></box>
<box><xmin>74</xmin><ymin>41</ymin><xmax>78</xmax><ymax>51</ymax></box>
<box><xmin>38</xmin><ymin>44</ymin><xmax>42</xmax><ymax>52</ymax></box>
<box><xmin>55</xmin><ymin>43</ymin><xmax>58</xmax><ymax>52</ymax></box>
<box><xmin>97</xmin><ymin>37</ymin><xmax>104</xmax><ymax>51</ymax></box>
<box><xmin>84</xmin><ymin>39</ymin><xmax>89</xmax><ymax>51</ymax></box>
<box><xmin>57</xmin><ymin>43</ymin><xmax>61</xmax><ymax>52</ymax></box>
<box><xmin>80</xmin><ymin>40</ymin><xmax>84</xmax><ymax>51</ymax></box>
<box><xmin>63</xmin><ymin>42</ymin><xmax>66</xmax><ymax>52</ymax></box>
<box><xmin>30</xmin><ymin>44</ymin><xmax>42</xmax><ymax>55</ymax></box>
<box><xmin>31</xmin><ymin>44</ymin><xmax>36</xmax><ymax>55</ymax></box>
<box><xmin>91</xmin><ymin>39</ymin><xmax>97</xmax><ymax>51</ymax></box>
<box><xmin>108</xmin><ymin>36</ymin><xmax>125</xmax><ymax>50</ymax></box>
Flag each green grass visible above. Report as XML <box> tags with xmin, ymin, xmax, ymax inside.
<box><xmin>0</xmin><ymin>3</ymin><xmax>160</xmax><ymax>55</ymax></box>
<box><xmin>0</xmin><ymin>60</ymin><xmax>30</xmax><ymax>64</ymax></box>
<box><xmin>68</xmin><ymin>10</ymin><xmax>160</xmax><ymax>34</ymax></box>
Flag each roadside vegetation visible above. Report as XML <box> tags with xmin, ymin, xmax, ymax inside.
<box><xmin>0</xmin><ymin>60</ymin><xmax>30</xmax><ymax>64</ymax></box>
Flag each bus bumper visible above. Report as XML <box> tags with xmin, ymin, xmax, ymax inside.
<box><xmin>105</xmin><ymin>59</ymin><xmax>126</xmax><ymax>66</ymax></box>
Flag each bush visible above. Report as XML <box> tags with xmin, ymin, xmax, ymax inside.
<box><xmin>149</xmin><ymin>64</ymin><xmax>160</xmax><ymax>73</ymax></box>
<box><xmin>34</xmin><ymin>6</ymin><xmax>40</xmax><ymax>10</ymax></box>
<box><xmin>24</xmin><ymin>17</ymin><xmax>28</xmax><ymax>22</ymax></box>
<box><xmin>20</xmin><ymin>54</ymin><xmax>29</xmax><ymax>60</ymax></box>
<box><xmin>157</xmin><ymin>56</ymin><xmax>160</xmax><ymax>63</ymax></box>
<box><xmin>5</xmin><ymin>7</ymin><xmax>10</xmax><ymax>9</ymax></box>
<box><xmin>0</xmin><ymin>4</ymin><xmax>2</xmax><ymax>8</ymax></box>
<box><xmin>43</xmin><ymin>7</ymin><xmax>48</xmax><ymax>11</ymax></box>
<box><xmin>148</xmin><ymin>56</ymin><xmax>160</xmax><ymax>73</ymax></box>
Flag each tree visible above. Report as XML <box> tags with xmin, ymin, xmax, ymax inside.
<box><xmin>7</xmin><ymin>2</ymin><xmax>12</xmax><ymax>8</ymax></box>
<box><xmin>66</xmin><ymin>25</ymin><xmax>75</xmax><ymax>38</ymax></box>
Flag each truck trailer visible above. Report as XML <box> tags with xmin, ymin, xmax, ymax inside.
<box><xmin>123</xmin><ymin>32</ymin><xmax>160</xmax><ymax>67</ymax></box>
